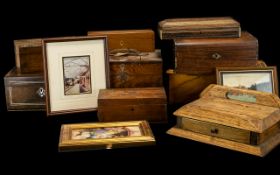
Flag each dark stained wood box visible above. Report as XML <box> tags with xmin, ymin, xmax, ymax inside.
<box><xmin>158</xmin><ymin>17</ymin><xmax>240</xmax><ymax>40</ymax></box>
<box><xmin>167</xmin><ymin>61</ymin><xmax>267</xmax><ymax>105</ymax></box>
<box><xmin>110</xmin><ymin>50</ymin><xmax>162</xmax><ymax>88</ymax></box>
<box><xmin>168</xmin><ymin>84</ymin><xmax>280</xmax><ymax>157</ymax></box>
<box><xmin>174</xmin><ymin>31</ymin><xmax>258</xmax><ymax>74</ymax></box>
<box><xmin>88</xmin><ymin>29</ymin><xmax>155</xmax><ymax>52</ymax></box>
<box><xmin>98</xmin><ymin>87</ymin><xmax>167</xmax><ymax>123</ymax></box>
<box><xmin>4</xmin><ymin>68</ymin><xmax>45</xmax><ymax>111</ymax></box>
<box><xmin>14</xmin><ymin>38</ymin><xmax>43</xmax><ymax>73</ymax></box>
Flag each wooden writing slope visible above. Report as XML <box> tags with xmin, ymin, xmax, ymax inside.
<box><xmin>167</xmin><ymin>84</ymin><xmax>280</xmax><ymax>156</ymax></box>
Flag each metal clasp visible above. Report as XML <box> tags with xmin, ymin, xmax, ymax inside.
<box><xmin>212</xmin><ymin>53</ymin><xmax>221</xmax><ymax>59</ymax></box>
<box><xmin>36</xmin><ymin>87</ymin><xmax>45</xmax><ymax>98</ymax></box>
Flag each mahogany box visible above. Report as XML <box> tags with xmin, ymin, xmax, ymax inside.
<box><xmin>98</xmin><ymin>87</ymin><xmax>167</xmax><ymax>123</ymax></box>
<box><xmin>167</xmin><ymin>84</ymin><xmax>280</xmax><ymax>157</ymax></box>
<box><xmin>174</xmin><ymin>31</ymin><xmax>258</xmax><ymax>74</ymax></box>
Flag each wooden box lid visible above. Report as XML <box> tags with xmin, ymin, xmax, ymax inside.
<box><xmin>88</xmin><ymin>29</ymin><xmax>155</xmax><ymax>52</ymax></box>
<box><xmin>174</xmin><ymin>84</ymin><xmax>280</xmax><ymax>133</ymax></box>
<box><xmin>98</xmin><ymin>87</ymin><xmax>167</xmax><ymax>105</ymax></box>
<box><xmin>110</xmin><ymin>49</ymin><xmax>162</xmax><ymax>63</ymax></box>
<box><xmin>158</xmin><ymin>17</ymin><xmax>240</xmax><ymax>39</ymax></box>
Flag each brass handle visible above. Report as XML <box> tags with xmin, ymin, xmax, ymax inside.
<box><xmin>36</xmin><ymin>87</ymin><xmax>45</xmax><ymax>98</ymax></box>
<box><xmin>210</xmin><ymin>128</ymin><xmax>219</xmax><ymax>134</ymax></box>
<box><xmin>212</xmin><ymin>53</ymin><xmax>221</xmax><ymax>59</ymax></box>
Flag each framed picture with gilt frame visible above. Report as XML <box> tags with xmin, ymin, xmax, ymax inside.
<box><xmin>58</xmin><ymin>120</ymin><xmax>155</xmax><ymax>152</ymax></box>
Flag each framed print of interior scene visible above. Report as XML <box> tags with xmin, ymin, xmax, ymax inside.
<box><xmin>216</xmin><ymin>67</ymin><xmax>278</xmax><ymax>95</ymax></box>
<box><xmin>59</xmin><ymin>121</ymin><xmax>155</xmax><ymax>152</ymax></box>
<box><xmin>43</xmin><ymin>36</ymin><xmax>109</xmax><ymax>115</ymax></box>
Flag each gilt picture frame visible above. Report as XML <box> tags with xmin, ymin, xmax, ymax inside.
<box><xmin>43</xmin><ymin>36</ymin><xmax>110</xmax><ymax>115</ymax></box>
<box><xmin>216</xmin><ymin>67</ymin><xmax>278</xmax><ymax>95</ymax></box>
<box><xmin>58</xmin><ymin>120</ymin><xmax>155</xmax><ymax>152</ymax></box>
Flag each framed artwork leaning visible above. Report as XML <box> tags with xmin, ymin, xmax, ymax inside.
<box><xmin>43</xmin><ymin>36</ymin><xmax>110</xmax><ymax>115</ymax></box>
<box><xmin>58</xmin><ymin>120</ymin><xmax>155</xmax><ymax>152</ymax></box>
<box><xmin>216</xmin><ymin>67</ymin><xmax>278</xmax><ymax>95</ymax></box>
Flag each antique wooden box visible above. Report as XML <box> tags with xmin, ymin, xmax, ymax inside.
<box><xmin>174</xmin><ymin>31</ymin><xmax>258</xmax><ymax>74</ymax></box>
<box><xmin>167</xmin><ymin>61</ymin><xmax>266</xmax><ymax>105</ymax></box>
<box><xmin>4</xmin><ymin>68</ymin><xmax>45</xmax><ymax>111</ymax></box>
<box><xmin>168</xmin><ymin>84</ymin><xmax>280</xmax><ymax>156</ymax></box>
<box><xmin>98</xmin><ymin>87</ymin><xmax>167</xmax><ymax>123</ymax></box>
<box><xmin>88</xmin><ymin>29</ymin><xmax>155</xmax><ymax>52</ymax></box>
<box><xmin>14</xmin><ymin>38</ymin><xmax>43</xmax><ymax>73</ymax></box>
<box><xmin>158</xmin><ymin>17</ymin><xmax>240</xmax><ymax>40</ymax></box>
<box><xmin>110</xmin><ymin>50</ymin><xmax>162</xmax><ymax>88</ymax></box>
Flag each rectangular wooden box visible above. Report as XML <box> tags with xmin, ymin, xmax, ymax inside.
<box><xmin>4</xmin><ymin>68</ymin><xmax>45</xmax><ymax>111</ymax></box>
<box><xmin>14</xmin><ymin>38</ymin><xmax>43</xmax><ymax>73</ymax></box>
<box><xmin>88</xmin><ymin>29</ymin><xmax>155</xmax><ymax>52</ymax></box>
<box><xmin>174</xmin><ymin>31</ymin><xmax>258</xmax><ymax>74</ymax></box>
<box><xmin>167</xmin><ymin>61</ymin><xmax>267</xmax><ymax>105</ymax></box>
<box><xmin>158</xmin><ymin>17</ymin><xmax>240</xmax><ymax>40</ymax></box>
<box><xmin>98</xmin><ymin>87</ymin><xmax>167</xmax><ymax>123</ymax></box>
<box><xmin>168</xmin><ymin>84</ymin><xmax>280</xmax><ymax>156</ymax></box>
<box><xmin>110</xmin><ymin>50</ymin><xmax>162</xmax><ymax>88</ymax></box>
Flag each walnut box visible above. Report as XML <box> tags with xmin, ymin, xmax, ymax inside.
<box><xmin>98</xmin><ymin>87</ymin><xmax>167</xmax><ymax>123</ymax></box>
<box><xmin>88</xmin><ymin>29</ymin><xmax>155</xmax><ymax>52</ymax></box>
<box><xmin>158</xmin><ymin>17</ymin><xmax>240</xmax><ymax>40</ymax></box>
<box><xmin>110</xmin><ymin>50</ymin><xmax>162</xmax><ymax>88</ymax></box>
<box><xmin>14</xmin><ymin>38</ymin><xmax>43</xmax><ymax>73</ymax></box>
<box><xmin>4</xmin><ymin>68</ymin><xmax>45</xmax><ymax>111</ymax></box>
<box><xmin>167</xmin><ymin>84</ymin><xmax>280</xmax><ymax>157</ymax></box>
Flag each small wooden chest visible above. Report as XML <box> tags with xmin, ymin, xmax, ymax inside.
<box><xmin>167</xmin><ymin>61</ymin><xmax>266</xmax><ymax>105</ymax></box>
<box><xmin>4</xmin><ymin>68</ymin><xmax>45</xmax><ymax>111</ymax></box>
<box><xmin>168</xmin><ymin>84</ymin><xmax>280</xmax><ymax>156</ymax></box>
<box><xmin>88</xmin><ymin>29</ymin><xmax>155</xmax><ymax>52</ymax></box>
<box><xmin>158</xmin><ymin>17</ymin><xmax>240</xmax><ymax>40</ymax></box>
<box><xmin>110</xmin><ymin>50</ymin><xmax>162</xmax><ymax>88</ymax></box>
<box><xmin>98</xmin><ymin>87</ymin><xmax>167</xmax><ymax>123</ymax></box>
<box><xmin>14</xmin><ymin>38</ymin><xmax>43</xmax><ymax>73</ymax></box>
<box><xmin>174</xmin><ymin>31</ymin><xmax>258</xmax><ymax>74</ymax></box>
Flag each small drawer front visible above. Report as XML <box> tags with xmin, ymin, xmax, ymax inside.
<box><xmin>177</xmin><ymin>117</ymin><xmax>251</xmax><ymax>144</ymax></box>
<box><xmin>5</xmin><ymin>79</ymin><xmax>45</xmax><ymax>111</ymax></box>
<box><xmin>98</xmin><ymin>104</ymin><xmax>167</xmax><ymax>123</ymax></box>
<box><xmin>110</xmin><ymin>62</ymin><xmax>162</xmax><ymax>88</ymax></box>
<box><xmin>176</xmin><ymin>44</ymin><xmax>258</xmax><ymax>74</ymax></box>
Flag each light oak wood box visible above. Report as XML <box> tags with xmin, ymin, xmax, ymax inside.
<box><xmin>14</xmin><ymin>38</ymin><xmax>43</xmax><ymax>73</ymax></box>
<box><xmin>174</xmin><ymin>31</ymin><xmax>258</xmax><ymax>74</ymax></box>
<box><xmin>158</xmin><ymin>17</ymin><xmax>240</xmax><ymax>40</ymax></box>
<box><xmin>88</xmin><ymin>29</ymin><xmax>155</xmax><ymax>52</ymax></box>
<box><xmin>4</xmin><ymin>68</ymin><xmax>45</xmax><ymax>111</ymax></box>
<box><xmin>98</xmin><ymin>87</ymin><xmax>167</xmax><ymax>123</ymax></box>
<box><xmin>167</xmin><ymin>84</ymin><xmax>280</xmax><ymax>157</ymax></box>
<box><xmin>110</xmin><ymin>50</ymin><xmax>162</xmax><ymax>88</ymax></box>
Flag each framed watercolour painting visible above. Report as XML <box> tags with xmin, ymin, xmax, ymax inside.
<box><xmin>216</xmin><ymin>67</ymin><xmax>278</xmax><ymax>95</ymax></box>
<box><xmin>58</xmin><ymin>120</ymin><xmax>155</xmax><ymax>152</ymax></box>
<box><xmin>43</xmin><ymin>36</ymin><xmax>110</xmax><ymax>115</ymax></box>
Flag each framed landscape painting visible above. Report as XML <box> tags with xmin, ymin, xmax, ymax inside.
<box><xmin>216</xmin><ymin>67</ymin><xmax>278</xmax><ymax>95</ymax></box>
<box><xmin>43</xmin><ymin>36</ymin><xmax>110</xmax><ymax>115</ymax></box>
<box><xmin>58</xmin><ymin>121</ymin><xmax>155</xmax><ymax>152</ymax></box>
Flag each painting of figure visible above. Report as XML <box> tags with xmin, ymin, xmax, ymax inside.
<box><xmin>63</xmin><ymin>55</ymin><xmax>92</xmax><ymax>95</ymax></box>
<box><xmin>71</xmin><ymin>126</ymin><xmax>142</xmax><ymax>140</ymax></box>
